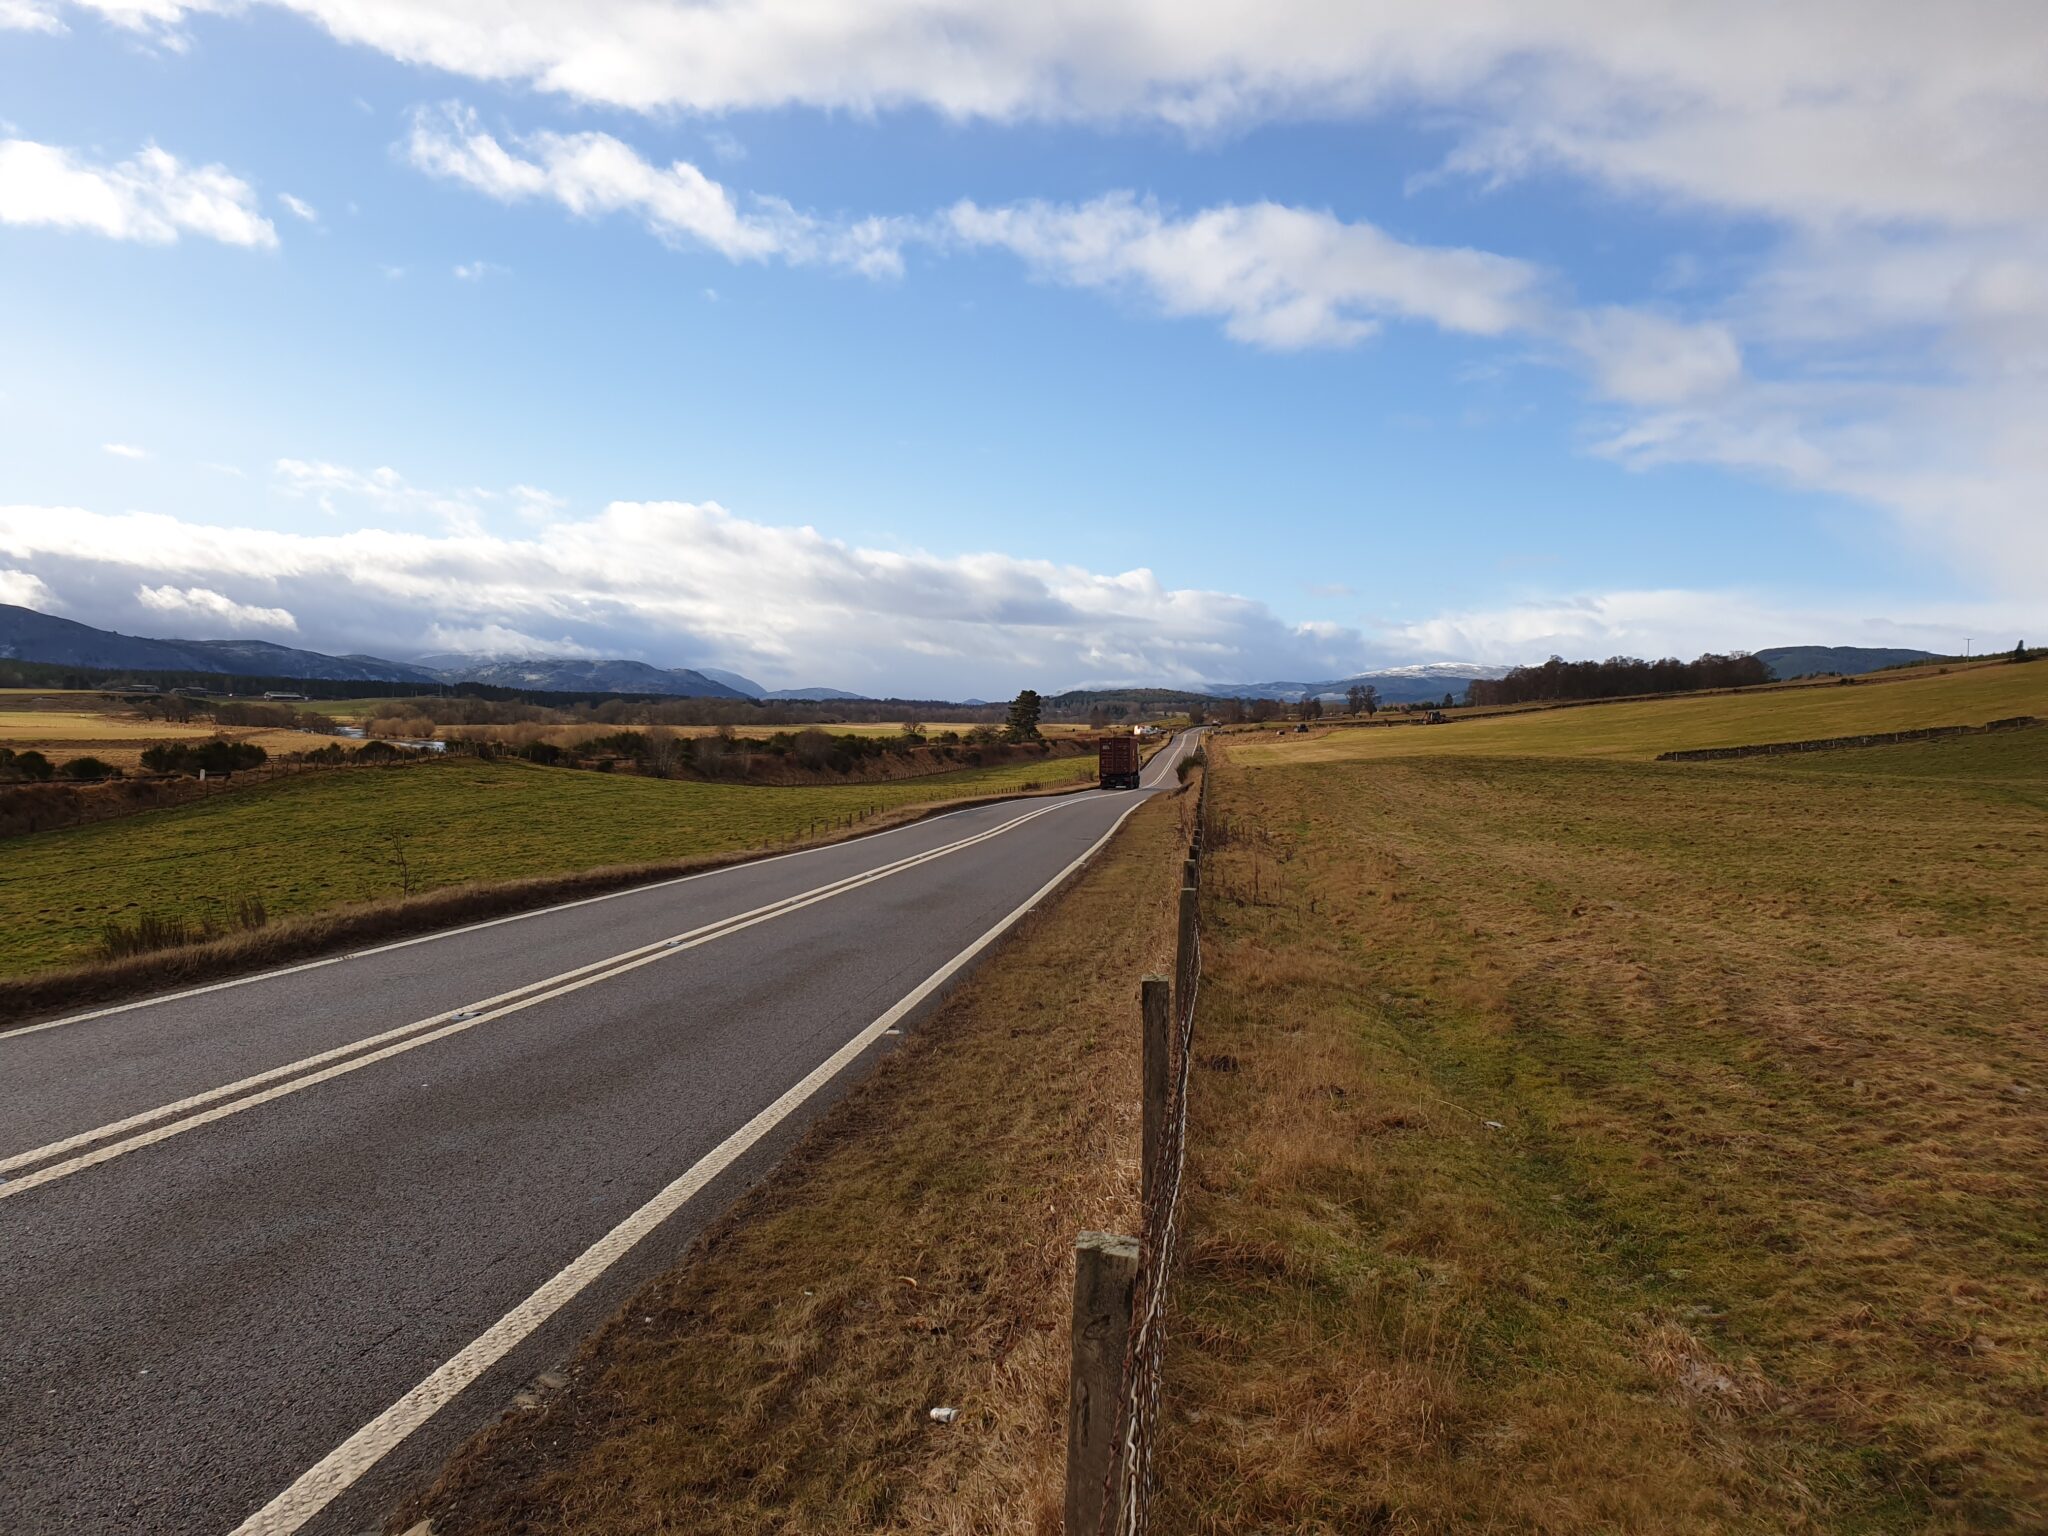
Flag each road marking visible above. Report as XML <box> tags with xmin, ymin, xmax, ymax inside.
<box><xmin>0</xmin><ymin>797</ymin><xmax>1084</xmax><ymax>1197</ymax></box>
<box><xmin>224</xmin><ymin>772</ymin><xmax>1153</xmax><ymax>1536</ymax></box>
<box><xmin>0</xmin><ymin>786</ymin><xmax>1083</xmax><ymax>1042</ymax></box>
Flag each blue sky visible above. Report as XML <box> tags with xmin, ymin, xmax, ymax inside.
<box><xmin>2</xmin><ymin>2</ymin><xmax>2043</xmax><ymax>694</ymax></box>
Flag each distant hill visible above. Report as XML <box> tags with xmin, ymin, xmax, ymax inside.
<box><xmin>1205</xmin><ymin>663</ymin><xmax>1510</xmax><ymax>706</ymax></box>
<box><xmin>428</xmin><ymin>655</ymin><xmax>750</xmax><ymax>699</ymax></box>
<box><xmin>0</xmin><ymin>604</ymin><xmax>440</xmax><ymax>683</ymax></box>
<box><xmin>764</xmin><ymin>686</ymin><xmax>866</xmax><ymax>701</ymax></box>
<box><xmin>1756</xmin><ymin>645</ymin><xmax>1938</xmax><ymax>680</ymax></box>
<box><xmin>698</xmin><ymin>668</ymin><xmax>767</xmax><ymax>698</ymax></box>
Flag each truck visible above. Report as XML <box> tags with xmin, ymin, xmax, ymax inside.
<box><xmin>1097</xmin><ymin>731</ymin><xmax>1142</xmax><ymax>790</ymax></box>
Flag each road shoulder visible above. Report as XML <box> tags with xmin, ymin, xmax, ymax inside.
<box><xmin>390</xmin><ymin>782</ymin><xmax>1196</xmax><ymax>1534</ymax></box>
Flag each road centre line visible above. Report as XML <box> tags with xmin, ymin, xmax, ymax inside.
<box><xmin>0</xmin><ymin>797</ymin><xmax>1082</xmax><ymax>1199</ymax></box>
<box><xmin>224</xmin><ymin>771</ymin><xmax>1155</xmax><ymax>1536</ymax></box>
<box><xmin>6</xmin><ymin>732</ymin><xmax>1190</xmax><ymax>1044</ymax></box>
<box><xmin>0</xmin><ymin>785</ymin><xmax>1076</xmax><ymax>1042</ymax></box>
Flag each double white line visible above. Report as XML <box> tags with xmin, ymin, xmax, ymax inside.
<box><xmin>226</xmin><ymin>780</ymin><xmax>1159</xmax><ymax>1536</ymax></box>
<box><xmin>0</xmin><ymin>797</ymin><xmax>1077</xmax><ymax>1203</ymax></box>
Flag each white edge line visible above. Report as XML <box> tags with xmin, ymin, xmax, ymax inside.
<box><xmin>1</xmin><ymin>781</ymin><xmax>1102</xmax><ymax>1042</ymax></box>
<box><xmin>0</xmin><ymin>800</ymin><xmax>1078</xmax><ymax>1192</ymax></box>
<box><xmin>225</xmin><ymin>776</ymin><xmax>1154</xmax><ymax>1536</ymax></box>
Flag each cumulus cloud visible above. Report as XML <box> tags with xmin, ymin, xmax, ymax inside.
<box><xmin>0</xmin><ymin>136</ymin><xmax>277</xmax><ymax>247</ymax></box>
<box><xmin>0</xmin><ymin>568</ymin><xmax>59</xmax><ymax>608</ymax></box>
<box><xmin>947</xmin><ymin>193</ymin><xmax>1744</xmax><ymax>411</ymax></box>
<box><xmin>947</xmin><ymin>194</ymin><xmax>1545</xmax><ymax>349</ymax></box>
<box><xmin>0</xmin><ymin>499</ymin><xmax>1375</xmax><ymax>695</ymax></box>
<box><xmin>278</xmin><ymin>191</ymin><xmax>317</xmax><ymax>221</ymax></box>
<box><xmin>405</xmin><ymin>103</ymin><xmax>910</xmax><ymax>276</ymax></box>
<box><xmin>135</xmin><ymin>583</ymin><xmax>297</xmax><ymax>632</ymax></box>
<box><xmin>452</xmin><ymin>258</ymin><xmax>505</xmax><ymax>280</ymax></box>
<box><xmin>0</xmin><ymin>0</ymin><xmax>63</xmax><ymax>31</ymax></box>
<box><xmin>48</xmin><ymin>3</ymin><xmax>2048</xmax><ymax>226</ymax></box>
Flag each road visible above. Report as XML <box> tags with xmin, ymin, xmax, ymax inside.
<box><xmin>0</xmin><ymin>730</ymin><xmax>1200</xmax><ymax>1536</ymax></box>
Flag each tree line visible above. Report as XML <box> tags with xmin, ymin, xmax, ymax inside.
<box><xmin>1466</xmin><ymin>652</ymin><xmax>1770</xmax><ymax>707</ymax></box>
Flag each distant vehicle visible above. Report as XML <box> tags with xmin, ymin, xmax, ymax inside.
<box><xmin>1097</xmin><ymin>732</ymin><xmax>1142</xmax><ymax>790</ymax></box>
<box><xmin>262</xmin><ymin>690</ymin><xmax>308</xmax><ymax>701</ymax></box>
<box><xmin>1425</xmin><ymin>710</ymin><xmax>1447</xmax><ymax>724</ymax></box>
<box><xmin>1294</xmin><ymin>723</ymin><xmax>1310</xmax><ymax>733</ymax></box>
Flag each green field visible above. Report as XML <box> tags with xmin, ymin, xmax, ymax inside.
<box><xmin>1238</xmin><ymin>659</ymin><xmax>2046</xmax><ymax>765</ymax></box>
<box><xmin>1161</xmin><ymin>667</ymin><xmax>2048</xmax><ymax>1531</ymax></box>
<box><xmin>0</xmin><ymin>753</ymin><xmax>1096</xmax><ymax>977</ymax></box>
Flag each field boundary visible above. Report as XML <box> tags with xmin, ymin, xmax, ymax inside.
<box><xmin>0</xmin><ymin>777</ymin><xmax>1103</xmax><ymax>1030</ymax></box>
<box><xmin>1656</xmin><ymin>713</ymin><xmax>2040</xmax><ymax>761</ymax></box>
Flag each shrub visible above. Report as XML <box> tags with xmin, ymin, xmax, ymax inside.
<box><xmin>2</xmin><ymin>749</ymin><xmax>55</xmax><ymax>782</ymax></box>
<box><xmin>140</xmin><ymin>738</ymin><xmax>268</xmax><ymax>776</ymax></box>
<box><xmin>1177</xmin><ymin>747</ymin><xmax>1207</xmax><ymax>783</ymax></box>
<box><xmin>354</xmin><ymin>739</ymin><xmax>403</xmax><ymax>761</ymax></box>
<box><xmin>59</xmin><ymin>756</ymin><xmax>120</xmax><ymax>780</ymax></box>
<box><xmin>792</xmin><ymin>728</ymin><xmax>837</xmax><ymax>769</ymax></box>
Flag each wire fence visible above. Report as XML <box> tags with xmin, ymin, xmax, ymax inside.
<box><xmin>1098</xmin><ymin>770</ymin><xmax>1206</xmax><ymax>1535</ymax></box>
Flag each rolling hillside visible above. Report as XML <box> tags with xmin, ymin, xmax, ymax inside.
<box><xmin>0</xmin><ymin>604</ymin><xmax>439</xmax><ymax>683</ymax></box>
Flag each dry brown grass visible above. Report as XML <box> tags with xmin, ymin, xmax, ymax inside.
<box><xmin>1155</xmin><ymin>726</ymin><xmax>2047</xmax><ymax>1533</ymax></box>
<box><xmin>392</xmin><ymin>784</ymin><xmax>1201</xmax><ymax>1535</ymax></box>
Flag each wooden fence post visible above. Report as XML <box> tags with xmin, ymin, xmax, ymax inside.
<box><xmin>1066</xmin><ymin>1231</ymin><xmax>1138</xmax><ymax>1535</ymax></box>
<box><xmin>1174</xmin><ymin>882</ymin><xmax>1197</xmax><ymax>1021</ymax></box>
<box><xmin>1141</xmin><ymin>977</ymin><xmax>1170</xmax><ymax>1210</ymax></box>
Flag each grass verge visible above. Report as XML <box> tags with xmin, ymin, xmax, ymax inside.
<box><xmin>391</xmin><ymin>781</ymin><xmax>1199</xmax><ymax>1535</ymax></box>
<box><xmin>1155</xmin><ymin>723</ymin><xmax>2045</xmax><ymax>1532</ymax></box>
<box><xmin>0</xmin><ymin>752</ymin><xmax>1100</xmax><ymax>986</ymax></box>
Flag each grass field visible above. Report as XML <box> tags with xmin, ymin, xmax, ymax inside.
<box><xmin>0</xmin><ymin>751</ymin><xmax>1100</xmax><ymax>977</ymax></box>
<box><xmin>432</xmin><ymin>719</ymin><xmax>1076</xmax><ymax>745</ymax></box>
<box><xmin>1240</xmin><ymin>658</ymin><xmax>2046</xmax><ymax>763</ymax></box>
<box><xmin>1158</xmin><ymin>673</ymin><xmax>2047</xmax><ymax>1531</ymax></box>
<box><xmin>398</xmin><ymin>783</ymin><xmax>1196</xmax><ymax>1536</ymax></box>
<box><xmin>0</xmin><ymin>707</ymin><xmax>334</xmax><ymax>771</ymax></box>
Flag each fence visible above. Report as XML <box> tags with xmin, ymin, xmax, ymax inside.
<box><xmin>1656</xmin><ymin>715</ymin><xmax>2040</xmax><ymax>762</ymax></box>
<box><xmin>1066</xmin><ymin>768</ymin><xmax>1206</xmax><ymax>1535</ymax></box>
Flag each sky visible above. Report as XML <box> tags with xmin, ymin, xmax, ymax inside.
<box><xmin>1</xmin><ymin>1</ymin><xmax>2043</xmax><ymax>696</ymax></box>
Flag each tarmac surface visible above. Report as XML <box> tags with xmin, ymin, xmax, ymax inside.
<box><xmin>0</xmin><ymin>730</ymin><xmax>1198</xmax><ymax>1535</ymax></box>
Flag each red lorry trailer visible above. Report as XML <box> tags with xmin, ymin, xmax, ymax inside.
<box><xmin>1097</xmin><ymin>733</ymin><xmax>1142</xmax><ymax>790</ymax></box>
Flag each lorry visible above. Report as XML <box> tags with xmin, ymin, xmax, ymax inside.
<box><xmin>1097</xmin><ymin>731</ymin><xmax>1142</xmax><ymax>790</ymax></box>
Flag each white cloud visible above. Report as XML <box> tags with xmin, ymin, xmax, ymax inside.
<box><xmin>452</xmin><ymin>258</ymin><xmax>505</xmax><ymax>280</ymax></box>
<box><xmin>0</xmin><ymin>499</ymin><xmax>1377</xmax><ymax>694</ymax></box>
<box><xmin>0</xmin><ymin>568</ymin><xmax>58</xmax><ymax>608</ymax></box>
<box><xmin>52</xmin><ymin>3</ymin><xmax>2048</xmax><ymax>229</ymax></box>
<box><xmin>271</xmin><ymin>457</ymin><xmax>504</xmax><ymax>534</ymax></box>
<box><xmin>947</xmin><ymin>194</ymin><xmax>1545</xmax><ymax>349</ymax></box>
<box><xmin>0</xmin><ymin>136</ymin><xmax>277</xmax><ymax>247</ymax></box>
<box><xmin>0</xmin><ymin>0</ymin><xmax>63</xmax><ymax>32</ymax></box>
<box><xmin>134</xmin><ymin>583</ymin><xmax>297</xmax><ymax>632</ymax></box>
<box><xmin>948</xmin><ymin>193</ymin><xmax>1744</xmax><ymax>409</ymax></box>
<box><xmin>278</xmin><ymin>191</ymin><xmax>317</xmax><ymax>221</ymax></box>
<box><xmin>508</xmin><ymin>484</ymin><xmax>567</xmax><ymax>522</ymax></box>
<box><xmin>422</xmin><ymin>622</ymin><xmax>603</xmax><ymax>658</ymax></box>
<box><xmin>101</xmin><ymin>441</ymin><xmax>149</xmax><ymax>459</ymax></box>
<box><xmin>404</xmin><ymin>103</ymin><xmax>911</xmax><ymax>276</ymax></box>
<box><xmin>1383</xmin><ymin>588</ymin><xmax>2041</xmax><ymax>668</ymax></box>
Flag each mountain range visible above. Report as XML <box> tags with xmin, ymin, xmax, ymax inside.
<box><xmin>0</xmin><ymin>604</ymin><xmax>1936</xmax><ymax>704</ymax></box>
<box><xmin>0</xmin><ymin>604</ymin><xmax>445</xmax><ymax>684</ymax></box>
<box><xmin>1204</xmin><ymin>662</ymin><xmax>1511</xmax><ymax>706</ymax></box>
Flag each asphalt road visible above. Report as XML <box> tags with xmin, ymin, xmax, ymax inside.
<box><xmin>0</xmin><ymin>730</ymin><xmax>1200</xmax><ymax>1536</ymax></box>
